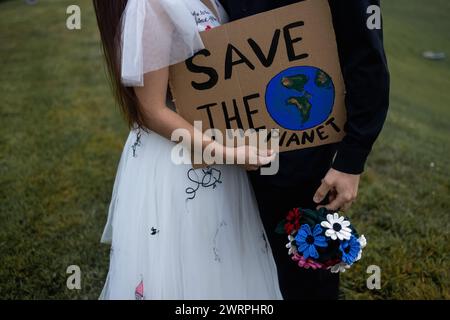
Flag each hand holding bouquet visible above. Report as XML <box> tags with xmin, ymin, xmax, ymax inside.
<box><xmin>276</xmin><ymin>207</ymin><xmax>366</xmax><ymax>273</ymax></box>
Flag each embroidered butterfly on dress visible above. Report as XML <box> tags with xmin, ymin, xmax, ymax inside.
<box><xmin>135</xmin><ymin>279</ymin><xmax>144</xmax><ymax>300</ymax></box>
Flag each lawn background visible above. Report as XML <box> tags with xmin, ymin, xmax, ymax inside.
<box><xmin>0</xmin><ymin>0</ymin><xmax>449</xmax><ymax>299</ymax></box>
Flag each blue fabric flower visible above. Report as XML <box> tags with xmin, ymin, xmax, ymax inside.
<box><xmin>295</xmin><ymin>224</ymin><xmax>328</xmax><ymax>259</ymax></box>
<box><xmin>339</xmin><ymin>235</ymin><xmax>362</xmax><ymax>265</ymax></box>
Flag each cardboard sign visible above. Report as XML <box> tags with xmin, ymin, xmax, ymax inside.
<box><xmin>169</xmin><ymin>0</ymin><xmax>346</xmax><ymax>152</ymax></box>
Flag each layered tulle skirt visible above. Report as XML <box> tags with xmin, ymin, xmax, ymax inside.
<box><xmin>99</xmin><ymin>129</ymin><xmax>282</xmax><ymax>299</ymax></box>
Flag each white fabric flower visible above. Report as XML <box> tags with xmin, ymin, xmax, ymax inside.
<box><xmin>286</xmin><ymin>235</ymin><xmax>296</xmax><ymax>255</ymax></box>
<box><xmin>359</xmin><ymin>235</ymin><xmax>367</xmax><ymax>248</ymax></box>
<box><xmin>355</xmin><ymin>235</ymin><xmax>367</xmax><ymax>261</ymax></box>
<box><xmin>321</xmin><ymin>213</ymin><xmax>352</xmax><ymax>240</ymax></box>
<box><xmin>329</xmin><ymin>262</ymin><xmax>351</xmax><ymax>273</ymax></box>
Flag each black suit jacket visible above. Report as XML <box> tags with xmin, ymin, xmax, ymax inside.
<box><xmin>220</xmin><ymin>0</ymin><xmax>390</xmax><ymax>185</ymax></box>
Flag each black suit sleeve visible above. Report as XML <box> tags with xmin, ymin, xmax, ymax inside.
<box><xmin>329</xmin><ymin>0</ymin><xmax>390</xmax><ymax>174</ymax></box>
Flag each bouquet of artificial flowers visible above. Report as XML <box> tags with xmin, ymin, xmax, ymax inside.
<box><xmin>276</xmin><ymin>207</ymin><xmax>366</xmax><ymax>273</ymax></box>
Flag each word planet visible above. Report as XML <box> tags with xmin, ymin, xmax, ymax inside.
<box><xmin>265</xmin><ymin>66</ymin><xmax>335</xmax><ymax>131</ymax></box>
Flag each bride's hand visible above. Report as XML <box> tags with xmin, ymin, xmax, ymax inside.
<box><xmin>231</xmin><ymin>145</ymin><xmax>276</xmax><ymax>171</ymax></box>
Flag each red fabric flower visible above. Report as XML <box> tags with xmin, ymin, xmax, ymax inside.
<box><xmin>284</xmin><ymin>208</ymin><xmax>301</xmax><ymax>234</ymax></box>
<box><xmin>323</xmin><ymin>259</ymin><xmax>341</xmax><ymax>268</ymax></box>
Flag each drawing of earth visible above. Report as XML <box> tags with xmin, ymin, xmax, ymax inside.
<box><xmin>265</xmin><ymin>66</ymin><xmax>335</xmax><ymax>131</ymax></box>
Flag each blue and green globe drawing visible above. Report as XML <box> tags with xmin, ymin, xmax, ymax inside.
<box><xmin>265</xmin><ymin>66</ymin><xmax>335</xmax><ymax>131</ymax></box>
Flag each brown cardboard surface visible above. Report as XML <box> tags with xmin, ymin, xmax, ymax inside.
<box><xmin>169</xmin><ymin>0</ymin><xmax>346</xmax><ymax>152</ymax></box>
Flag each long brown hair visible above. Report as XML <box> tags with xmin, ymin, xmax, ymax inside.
<box><xmin>92</xmin><ymin>0</ymin><xmax>144</xmax><ymax>128</ymax></box>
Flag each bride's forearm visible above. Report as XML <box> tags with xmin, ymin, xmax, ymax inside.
<box><xmin>134</xmin><ymin>68</ymin><xmax>231</xmax><ymax>162</ymax></box>
<box><xmin>142</xmin><ymin>105</ymin><xmax>230</xmax><ymax>160</ymax></box>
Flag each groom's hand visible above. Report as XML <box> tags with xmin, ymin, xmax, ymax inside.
<box><xmin>313</xmin><ymin>168</ymin><xmax>360</xmax><ymax>211</ymax></box>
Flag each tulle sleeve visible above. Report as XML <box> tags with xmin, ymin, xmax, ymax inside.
<box><xmin>120</xmin><ymin>0</ymin><xmax>205</xmax><ymax>87</ymax></box>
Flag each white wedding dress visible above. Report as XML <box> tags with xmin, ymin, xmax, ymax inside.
<box><xmin>99</xmin><ymin>0</ymin><xmax>282</xmax><ymax>300</ymax></box>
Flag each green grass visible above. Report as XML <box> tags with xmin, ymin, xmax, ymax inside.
<box><xmin>0</xmin><ymin>0</ymin><xmax>449</xmax><ymax>299</ymax></box>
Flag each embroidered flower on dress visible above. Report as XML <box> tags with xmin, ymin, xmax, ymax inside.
<box><xmin>185</xmin><ymin>167</ymin><xmax>222</xmax><ymax>201</ymax></box>
<box><xmin>321</xmin><ymin>212</ymin><xmax>352</xmax><ymax>240</ymax></box>
<box><xmin>135</xmin><ymin>279</ymin><xmax>144</xmax><ymax>300</ymax></box>
<box><xmin>262</xmin><ymin>232</ymin><xmax>269</xmax><ymax>254</ymax></box>
<box><xmin>212</xmin><ymin>221</ymin><xmax>227</xmax><ymax>262</ymax></box>
<box><xmin>131</xmin><ymin>130</ymin><xmax>142</xmax><ymax>158</ymax></box>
